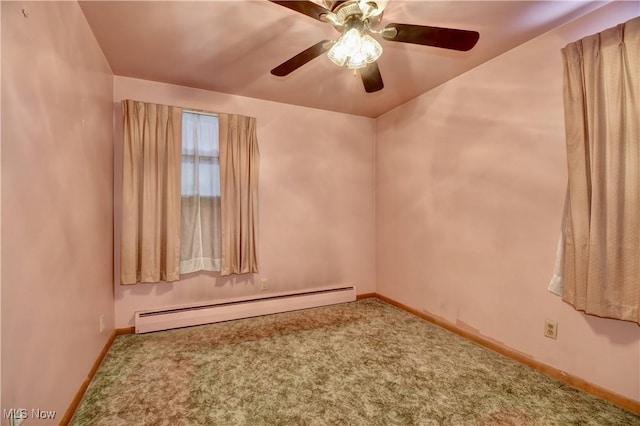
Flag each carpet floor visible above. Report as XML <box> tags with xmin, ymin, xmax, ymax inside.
<box><xmin>71</xmin><ymin>299</ymin><xmax>640</xmax><ymax>425</ymax></box>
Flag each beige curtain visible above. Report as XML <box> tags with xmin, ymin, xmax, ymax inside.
<box><xmin>219</xmin><ymin>114</ymin><xmax>260</xmax><ymax>276</ymax></box>
<box><xmin>561</xmin><ymin>17</ymin><xmax>640</xmax><ymax>322</ymax></box>
<box><xmin>121</xmin><ymin>100</ymin><xmax>183</xmax><ymax>284</ymax></box>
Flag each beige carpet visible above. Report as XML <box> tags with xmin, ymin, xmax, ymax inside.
<box><xmin>72</xmin><ymin>299</ymin><xmax>640</xmax><ymax>425</ymax></box>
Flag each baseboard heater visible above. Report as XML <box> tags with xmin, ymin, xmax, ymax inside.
<box><xmin>134</xmin><ymin>284</ymin><xmax>356</xmax><ymax>334</ymax></box>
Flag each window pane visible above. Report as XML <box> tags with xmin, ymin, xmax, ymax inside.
<box><xmin>181</xmin><ymin>158</ymin><xmax>196</xmax><ymax>196</ymax></box>
<box><xmin>198</xmin><ymin>160</ymin><xmax>220</xmax><ymax>197</ymax></box>
<box><xmin>182</xmin><ymin>112</ymin><xmax>219</xmax><ymax>156</ymax></box>
<box><xmin>181</xmin><ymin>112</ymin><xmax>219</xmax><ymax>196</ymax></box>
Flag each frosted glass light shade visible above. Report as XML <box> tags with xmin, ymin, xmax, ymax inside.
<box><xmin>328</xmin><ymin>28</ymin><xmax>383</xmax><ymax>69</ymax></box>
<box><xmin>361</xmin><ymin>34</ymin><xmax>382</xmax><ymax>63</ymax></box>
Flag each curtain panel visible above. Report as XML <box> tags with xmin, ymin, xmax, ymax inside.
<box><xmin>219</xmin><ymin>114</ymin><xmax>260</xmax><ymax>276</ymax></box>
<box><xmin>560</xmin><ymin>17</ymin><xmax>640</xmax><ymax>322</ymax></box>
<box><xmin>121</xmin><ymin>100</ymin><xmax>183</xmax><ymax>284</ymax></box>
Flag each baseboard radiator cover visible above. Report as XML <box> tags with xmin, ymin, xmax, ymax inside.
<box><xmin>134</xmin><ymin>285</ymin><xmax>356</xmax><ymax>334</ymax></box>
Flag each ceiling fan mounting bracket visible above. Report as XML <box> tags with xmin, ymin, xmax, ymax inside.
<box><xmin>380</xmin><ymin>26</ymin><xmax>397</xmax><ymax>38</ymax></box>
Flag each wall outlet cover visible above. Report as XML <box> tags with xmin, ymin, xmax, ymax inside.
<box><xmin>544</xmin><ymin>319</ymin><xmax>558</xmax><ymax>339</ymax></box>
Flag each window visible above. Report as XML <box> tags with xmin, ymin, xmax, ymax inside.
<box><xmin>121</xmin><ymin>99</ymin><xmax>259</xmax><ymax>283</ymax></box>
<box><xmin>552</xmin><ymin>17</ymin><xmax>640</xmax><ymax>323</ymax></box>
<box><xmin>180</xmin><ymin>111</ymin><xmax>222</xmax><ymax>274</ymax></box>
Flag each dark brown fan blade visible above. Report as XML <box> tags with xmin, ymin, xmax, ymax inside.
<box><xmin>360</xmin><ymin>62</ymin><xmax>384</xmax><ymax>93</ymax></box>
<box><xmin>383</xmin><ymin>24</ymin><xmax>479</xmax><ymax>51</ymax></box>
<box><xmin>269</xmin><ymin>0</ymin><xmax>330</xmax><ymax>21</ymax></box>
<box><xmin>271</xmin><ymin>41</ymin><xmax>330</xmax><ymax>77</ymax></box>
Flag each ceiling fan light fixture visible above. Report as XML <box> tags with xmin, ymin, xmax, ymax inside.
<box><xmin>268</xmin><ymin>0</ymin><xmax>480</xmax><ymax>94</ymax></box>
<box><xmin>328</xmin><ymin>28</ymin><xmax>382</xmax><ymax>69</ymax></box>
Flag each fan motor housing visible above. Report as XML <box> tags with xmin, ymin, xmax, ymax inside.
<box><xmin>328</xmin><ymin>0</ymin><xmax>383</xmax><ymax>31</ymax></box>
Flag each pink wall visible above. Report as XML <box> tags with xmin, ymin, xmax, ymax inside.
<box><xmin>1</xmin><ymin>2</ymin><xmax>114</xmax><ymax>423</ymax></box>
<box><xmin>113</xmin><ymin>77</ymin><xmax>376</xmax><ymax>328</ymax></box>
<box><xmin>2</xmin><ymin>0</ymin><xmax>636</xmax><ymax>418</ymax></box>
<box><xmin>376</xmin><ymin>1</ymin><xmax>640</xmax><ymax>402</ymax></box>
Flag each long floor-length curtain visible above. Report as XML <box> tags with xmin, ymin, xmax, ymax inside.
<box><xmin>219</xmin><ymin>114</ymin><xmax>260</xmax><ymax>276</ymax></box>
<box><xmin>121</xmin><ymin>100</ymin><xmax>183</xmax><ymax>284</ymax></box>
<box><xmin>180</xmin><ymin>112</ymin><xmax>222</xmax><ymax>274</ymax></box>
<box><xmin>560</xmin><ymin>17</ymin><xmax>640</xmax><ymax>322</ymax></box>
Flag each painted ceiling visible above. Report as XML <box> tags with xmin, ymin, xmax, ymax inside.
<box><xmin>79</xmin><ymin>1</ymin><xmax>607</xmax><ymax>117</ymax></box>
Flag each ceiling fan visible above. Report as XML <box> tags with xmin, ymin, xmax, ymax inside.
<box><xmin>269</xmin><ymin>0</ymin><xmax>480</xmax><ymax>93</ymax></box>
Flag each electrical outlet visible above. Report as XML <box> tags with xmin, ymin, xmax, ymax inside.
<box><xmin>100</xmin><ymin>314</ymin><xmax>105</xmax><ymax>333</ymax></box>
<box><xmin>544</xmin><ymin>319</ymin><xmax>558</xmax><ymax>339</ymax></box>
<box><xmin>260</xmin><ymin>278</ymin><xmax>268</xmax><ymax>291</ymax></box>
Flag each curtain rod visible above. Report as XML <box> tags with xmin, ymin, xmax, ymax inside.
<box><xmin>184</xmin><ymin>109</ymin><xmax>218</xmax><ymax>117</ymax></box>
